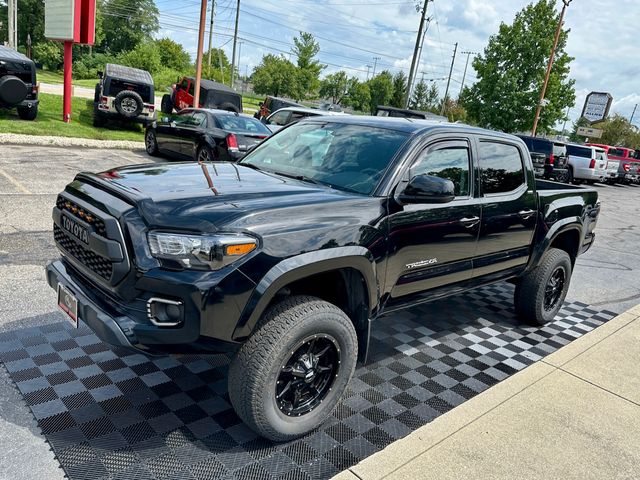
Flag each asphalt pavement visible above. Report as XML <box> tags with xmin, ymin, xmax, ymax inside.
<box><xmin>0</xmin><ymin>144</ymin><xmax>639</xmax><ymax>479</ymax></box>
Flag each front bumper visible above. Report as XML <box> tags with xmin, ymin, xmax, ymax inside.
<box><xmin>46</xmin><ymin>260</ymin><xmax>137</xmax><ymax>350</ymax></box>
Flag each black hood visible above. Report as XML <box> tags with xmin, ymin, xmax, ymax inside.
<box><xmin>93</xmin><ymin>162</ymin><xmax>364</xmax><ymax>231</ymax></box>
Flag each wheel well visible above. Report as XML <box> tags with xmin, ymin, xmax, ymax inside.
<box><xmin>550</xmin><ymin>229</ymin><xmax>580</xmax><ymax>265</ymax></box>
<box><xmin>268</xmin><ymin>268</ymin><xmax>370</xmax><ymax>357</ymax></box>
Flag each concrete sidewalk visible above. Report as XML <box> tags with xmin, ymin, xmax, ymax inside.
<box><xmin>335</xmin><ymin>305</ymin><xmax>640</xmax><ymax>480</ymax></box>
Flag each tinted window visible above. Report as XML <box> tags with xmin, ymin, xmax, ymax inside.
<box><xmin>190</xmin><ymin>112</ymin><xmax>207</xmax><ymax>127</ymax></box>
<box><xmin>607</xmin><ymin>148</ymin><xmax>625</xmax><ymax>157</ymax></box>
<box><xmin>479</xmin><ymin>142</ymin><xmax>525</xmax><ymax>194</ymax></box>
<box><xmin>216</xmin><ymin>115</ymin><xmax>271</xmax><ymax>135</ymax></box>
<box><xmin>530</xmin><ymin>138</ymin><xmax>553</xmax><ymax>154</ymax></box>
<box><xmin>242</xmin><ymin>123</ymin><xmax>409</xmax><ymax>195</ymax></box>
<box><xmin>566</xmin><ymin>145</ymin><xmax>592</xmax><ymax>158</ymax></box>
<box><xmin>290</xmin><ymin>111</ymin><xmax>313</xmax><ymax>121</ymax></box>
<box><xmin>413</xmin><ymin>145</ymin><xmax>470</xmax><ymax>197</ymax></box>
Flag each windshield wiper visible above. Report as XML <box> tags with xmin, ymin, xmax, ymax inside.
<box><xmin>270</xmin><ymin>171</ymin><xmax>325</xmax><ymax>186</ymax></box>
<box><xmin>240</xmin><ymin>163</ymin><xmax>261</xmax><ymax>171</ymax></box>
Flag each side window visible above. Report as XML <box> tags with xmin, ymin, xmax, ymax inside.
<box><xmin>412</xmin><ymin>142</ymin><xmax>471</xmax><ymax>197</ymax></box>
<box><xmin>190</xmin><ymin>112</ymin><xmax>207</xmax><ymax>127</ymax></box>
<box><xmin>290</xmin><ymin>111</ymin><xmax>309</xmax><ymax>122</ymax></box>
<box><xmin>180</xmin><ymin>79</ymin><xmax>189</xmax><ymax>91</ymax></box>
<box><xmin>188</xmin><ymin>81</ymin><xmax>195</xmax><ymax>96</ymax></box>
<box><xmin>269</xmin><ymin>111</ymin><xmax>290</xmax><ymax>126</ymax></box>
<box><xmin>479</xmin><ymin>142</ymin><xmax>525</xmax><ymax>195</ymax></box>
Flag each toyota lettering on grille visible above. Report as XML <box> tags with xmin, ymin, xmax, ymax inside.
<box><xmin>61</xmin><ymin>215</ymin><xmax>89</xmax><ymax>244</ymax></box>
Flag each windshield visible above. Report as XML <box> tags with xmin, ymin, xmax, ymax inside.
<box><xmin>240</xmin><ymin>122</ymin><xmax>410</xmax><ymax>195</ymax></box>
<box><xmin>216</xmin><ymin>115</ymin><xmax>271</xmax><ymax>135</ymax></box>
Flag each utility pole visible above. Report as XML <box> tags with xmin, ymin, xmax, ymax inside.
<box><xmin>532</xmin><ymin>0</ymin><xmax>572</xmax><ymax>137</ymax></box>
<box><xmin>237</xmin><ymin>41</ymin><xmax>243</xmax><ymax>83</ymax></box>
<box><xmin>193</xmin><ymin>0</ymin><xmax>208</xmax><ymax>109</ymax></box>
<box><xmin>230</xmin><ymin>0</ymin><xmax>240</xmax><ymax>88</ymax></box>
<box><xmin>372</xmin><ymin>56</ymin><xmax>380</xmax><ymax>77</ymax></box>
<box><xmin>630</xmin><ymin>104</ymin><xmax>638</xmax><ymax>124</ymax></box>
<box><xmin>459</xmin><ymin>51</ymin><xmax>477</xmax><ymax>97</ymax></box>
<box><xmin>8</xmin><ymin>0</ymin><xmax>17</xmax><ymax>50</ymax></box>
<box><xmin>366</xmin><ymin>65</ymin><xmax>372</xmax><ymax>80</ymax></box>
<box><xmin>561</xmin><ymin>105</ymin><xmax>570</xmax><ymax>134</ymax></box>
<box><xmin>405</xmin><ymin>0</ymin><xmax>430</xmax><ymax>108</ymax></box>
<box><xmin>407</xmin><ymin>17</ymin><xmax>432</xmax><ymax>104</ymax></box>
<box><xmin>440</xmin><ymin>42</ymin><xmax>457</xmax><ymax>116</ymax></box>
<box><xmin>207</xmin><ymin>0</ymin><xmax>216</xmax><ymax>76</ymax></box>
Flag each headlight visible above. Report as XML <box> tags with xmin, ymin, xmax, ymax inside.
<box><xmin>148</xmin><ymin>232</ymin><xmax>257</xmax><ymax>270</ymax></box>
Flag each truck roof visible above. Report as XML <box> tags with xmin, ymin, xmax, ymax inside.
<box><xmin>186</xmin><ymin>77</ymin><xmax>239</xmax><ymax>94</ymax></box>
<box><xmin>105</xmin><ymin>63</ymin><xmax>153</xmax><ymax>84</ymax></box>
<box><xmin>302</xmin><ymin>114</ymin><xmax>520</xmax><ymax>140</ymax></box>
<box><xmin>0</xmin><ymin>45</ymin><xmax>34</xmax><ymax>64</ymax></box>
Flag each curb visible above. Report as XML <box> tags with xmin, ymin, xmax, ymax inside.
<box><xmin>0</xmin><ymin>133</ymin><xmax>145</xmax><ymax>151</ymax></box>
<box><xmin>333</xmin><ymin>303</ymin><xmax>640</xmax><ymax>480</ymax></box>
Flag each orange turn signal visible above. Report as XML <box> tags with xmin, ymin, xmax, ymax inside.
<box><xmin>225</xmin><ymin>243</ymin><xmax>256</xmax><ymax>256</ymax></box>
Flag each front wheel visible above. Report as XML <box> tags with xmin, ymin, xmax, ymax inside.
<box><xmin>228</xmin><ymin>296</ymin><xmax>358</xmax><ymax>441</ymax></box>
<box><xmin>145</xmin><ymin>129</ymin><xmax>159</xmax><ymax>156</ymax></box>
<box><xmin>17</xmin><ymin>104</ymin><xmax>38</xmax><ymax>120</ymax></box>
<box><xmin>514</xmin><ymin>248</ymin><xmax>572</xmax><ymax>326</ymax></box>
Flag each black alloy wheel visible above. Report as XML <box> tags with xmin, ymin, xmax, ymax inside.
<box><xmin>276</xmin><ymin>335</ymin><xmax>340</xmax><ymax>417</ymax></box>
<box><xmin>543</xmin><ymin>266</ymin><xmax>566</xmax><ymax>312</ymax></box>
<box><xmin>145</xmin><ymin>129</ymin><xmax>158</xmax><ymax>156</ymax></box>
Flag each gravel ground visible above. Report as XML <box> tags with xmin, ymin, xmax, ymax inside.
<box><xmin>0</xmin><ymin>133</ymin><xmax>145</xmax><ymax>150</ymax></box>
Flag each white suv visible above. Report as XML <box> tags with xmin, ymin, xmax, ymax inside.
<box><xmin>566</xmin><ymin>144</ymin><xmax>607</xmax><ymax>184</ymax></box>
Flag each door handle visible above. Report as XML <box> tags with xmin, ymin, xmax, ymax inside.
<box><xmin>519</xmin><ymin>209</ymin><xmax>535</xmax><ymax>220</ymax></box>
<box><xmin>459</xmin><ymin>216</ymin><xmax>480</xmax><ymax>228</ymax></box>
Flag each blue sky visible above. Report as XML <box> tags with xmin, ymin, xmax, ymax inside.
<box><xmin>154</xmin><ymin>0</ymin><xmax>639</xmax><ymax>127</ymax></box>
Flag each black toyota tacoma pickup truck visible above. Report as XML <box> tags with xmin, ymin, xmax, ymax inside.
<box><xmin>46</xmin><ymin>117</ymin><xmax>600</xmax><ymax>441</ymax></box>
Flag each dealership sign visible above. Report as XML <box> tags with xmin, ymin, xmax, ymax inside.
<box><xmin>576</xmin><ymin>126</ymin><xmax>603</xmax><ymax>139</ymax></box>
<box><xmin>580</xmin><ymin>92</ymin><xmax>613</xmax><ymax>123</ymax></box>
<box><xmin>45</xmin><ymin>0</ymin><xmax>95</xmax><ymax>44</ymax></box>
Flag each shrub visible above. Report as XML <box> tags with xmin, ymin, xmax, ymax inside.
<box><xmin>33</xmin><ymin>42</ymin><xmax>64</xmax><ymax>70</ymax></box>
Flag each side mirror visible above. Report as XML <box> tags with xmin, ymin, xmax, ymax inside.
<box><xmin>397</xmin><ymin>174</ymin><xmax>455</xmax><ymax>205</ymax></box>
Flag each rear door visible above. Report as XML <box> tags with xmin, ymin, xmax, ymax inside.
<box><xmin>473</xmin><ymin>138</ymin><xmax>536</xmax><ymax>280</ymax></box>
<box><xmin>385</xmin><ymin>136</ymin><xmax>481</xmax><ymax>305</ymax></box>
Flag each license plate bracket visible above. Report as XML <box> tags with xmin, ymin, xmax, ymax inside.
<box><xmin>57</xmin><ymin>283</ymin><xmax>78</xmax><ymax>328</ymax></box>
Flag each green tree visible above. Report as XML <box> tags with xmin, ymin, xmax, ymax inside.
<box><xmin>410</xmin><ymin>80</ymin><xmax>428</xmax><ymax>110</ymax></box>
<box><xmin>118</xmin><ymin>41</ymin><xmax>162</xmax><ymax>73</ymax></box>
<box><xmin>463</xmin><ymin>0</ymin><xmax>575</xmax><ymax>133</ymax></box>
<box><xmin>33</xmin><ymin>42</ymin><xmax>64</xmax><ymax>70</ymax></box>
<box><xmin>439</xmin><ymin>98</ymin><xmax>468</xmax><ymax>122</ymax></box>
<box><xmin>101</xmin><ymin>0</ymin><xmax>159</xmax><ymax>53</ymax></box>
<box><xmin>589</xmin><ymin>115</ymin><xmax>640</xmax><ymax>149</ymax></box>
<box><xmin>252</xmin><ymin>54</ymin><xmax>300</xmax><ymax>99</ymax></box>
<box><xmin>292</xmin><ymin>32</ymin><xmax>325</xmax><ymax>97</ymax></box>
<box><xmin>367</xmin><ymin>71</ymin><xmax>394</xmax><ymax>114</ymax></box>
<box><xmin>344</xmin><ymin>78</ymin><xmax>370</xmax><ymax>112</ymax></box>
<box><xmin>154</xmin><ymin>38</ymin><xmax>191</xmax><ymax>72</ymax></box>
<box><xmin>319</xmin><ymin>71</ymin><xmax>349</xmax><ymax>104</ymax></box>
<box><xmin>568</xmin><ymin>117</ymin><xmax>590</xmax><ymax>143</ymax></box>
<box><xmin>391</xmin><ymin>71</ymin><xmax>407</xmax><ymax>108</ymax></box>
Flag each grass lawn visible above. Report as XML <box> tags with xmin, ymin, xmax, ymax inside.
<box><xmin>0</xmin><ymin>93</ymin><xmax>144</xmax><ymax>141</ymax></box>
<box><xmin>37</xmin><ymin>70</ymin><xmax>99</xmax><ymax>89</ymax></box>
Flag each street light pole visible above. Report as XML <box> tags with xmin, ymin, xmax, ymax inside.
<box><xmin>531</xmin><ymin>0</ymin><xmax>572</xmax><ymax>137</ymax></box>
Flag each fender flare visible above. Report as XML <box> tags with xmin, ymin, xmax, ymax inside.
<box><xmin>527</xmin><ymin>216</ymin><xmax>583</xmax><ymax>271</ymax></box>
<box><xmin>232</xmin><ymin>246</ymin><xmax>378</xmax><ymax>341</ymax></box>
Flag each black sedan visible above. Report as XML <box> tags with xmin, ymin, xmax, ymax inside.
<box><xmin>145</xmin><ymin>108</ymin><xmax>272</xmax><ymax>162</ymax></box>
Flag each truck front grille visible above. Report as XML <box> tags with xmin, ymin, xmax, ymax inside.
<box><xmin>56</xmin><ymin>196</ymin><xmax>107</xmax><ymax>236</ymax></box>
<box><xmin>54</xmin><ymin>225</ymin><xmax>113</xmax><ymax>280</ymax></box>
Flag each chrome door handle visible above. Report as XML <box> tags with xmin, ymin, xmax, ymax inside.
<box><xmin>519</xmin><ymin>209</ymin><xmax>535</xmax><ymax>219</ymax></box>
<box><xmin>459</xmin><ymin>216</ymin><xmax>480</xmax><ymax>228</ymax></box>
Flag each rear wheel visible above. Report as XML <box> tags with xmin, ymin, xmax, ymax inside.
<box><xmin>17</xmin><ymin>104</ymin><xmax>38</xmax><ymax>120</ymax></box>
<box><xmin>92</xmin><ymin>103</ymin><xmax>106</xmax><ymax>127</ymax></box>
<box><xmin>145</xmin><ymin>129</ymin><xmax>159</xmax><ymax>156</ymax></box>
<box><xmin>161</xmin><ymin>94</ymin><xmax>174</xmax><ymax>114</ymax></box>
<box><xmin>196</xmin><ymin>144</ymin><xmax>215</xmax><ymax>162</ymax></box>
<box><xmin>514</xmin><ymin>248</ymin><xmax>572</xmax><ymax>326</ymax></box>
<box><xmin>228</xmin><ymin>296</ymin><xmax>358</xmax><ymax>441</ymax></box>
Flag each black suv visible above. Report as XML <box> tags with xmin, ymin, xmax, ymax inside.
<box><xmin>517</xmin><ymin>135</ymin><xmax>569</xmax><ymax>182</ymax></box>
<box><xmin>93</xmin><ymin>63</ymin><xmax>156</xmax><ymax>127</ymax></box>
<box><xmin>0</xmin><ymin>45</ymin><xmax>38</xmax><ymax>120</ymax></box>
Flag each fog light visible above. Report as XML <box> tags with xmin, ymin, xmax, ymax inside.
<box><xmin>147</xmin><ymin>297</ymin><xmax>183</xmax><ymax>327</ymax></box>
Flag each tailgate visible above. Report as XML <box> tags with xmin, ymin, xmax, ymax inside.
<box><xmin>606</xmin><ymin>160</ymin><xmax>620</xmax><ymax>173</ymax></box>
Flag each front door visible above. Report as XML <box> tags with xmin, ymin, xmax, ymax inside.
<box><xmin>156</xmin><ymin>110</ymin><xmax>193</xmax><ymax>156</ymax></box>
<box><xmin>473</xmin><ymin>138</ymin><xmax>536</xmax><ymax>279</ymax></box>
<box><xmin>384</xmin><ymin>138</ymin><xmax>481</xmax><ymax>308</ymax></box>
<box><xmin>178</xmin><ymin>111</ymin><xmax>208</xmax><ymax>159</ymax></box>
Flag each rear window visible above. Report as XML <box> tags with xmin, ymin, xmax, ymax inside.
<box><xmin>553</xmin><ymin>143</ymin><xmax>567</xmax><ymax>156</ymax></box>
<box><xmin>216</xmin><ymin>115</ymin><xmax>271</xmax><ymax>135</ymax></box>
<box><xmin>607</xmin><ymin>148</ymin><xmax>625</xmax><ymax>157</ymax></box>
<box><xmin>567</xmin><ymin>145</ymin><xmax>592</xmax><ymax>158</ymax></box>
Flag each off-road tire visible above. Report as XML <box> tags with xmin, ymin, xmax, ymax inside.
<box><xmin>17</xmin><ymin>104</ymin><xmax>38</xmax><ymax>121</ymax></box>
<box><xmin>114</xmin><ymin>90</ymin><xmax>143</xmax><ymax>118</ymax></box>
<box><xmin>514</xmin><ymin>248</ymin><xmax>572</xmax><ymax>326</ymax></box>
<box><xmin>145</xmin><ymin>128</ymin><xmax>159</xmax><ymax>156</ymax></box>
<box><xmin>94</xmin><ymin>83</ymin><xmax>101</xmax><ymax>103</ymax></box>
<box><xmin>92</xmin><ymin>103</ymin><xmax>106</xmax><ymax>127</ymax></box>
<box><xmin>228</xmin><ymin>296</ymin><xmax>358</xmax><ymax>441</ymax></box>
<box><xmin>218</xmin><ymin>101</ymin><xmax>240</xmax><ymax>113</ymax></box>
<box><xmin>161</xmin><ymin>94</ymin><xmax>174</xmax><ymax>114</ymax></box>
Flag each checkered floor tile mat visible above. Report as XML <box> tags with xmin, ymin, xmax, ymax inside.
<box><xmin>0</xmin><ymin>283</ymin><xmax>617</xmax><ymax>480</ymax></box>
